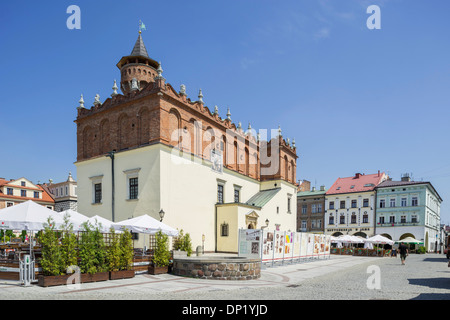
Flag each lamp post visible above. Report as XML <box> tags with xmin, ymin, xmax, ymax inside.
<box><xmin>159</xmin><ymin>209</ymin><xmax>165</xmax><ymax>222</ymax></box>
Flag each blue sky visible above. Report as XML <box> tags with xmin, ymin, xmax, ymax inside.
<box><xmin>1</xmin><ymin>1</ymin><xmax>449</xmax><ymax>223</ymax></box>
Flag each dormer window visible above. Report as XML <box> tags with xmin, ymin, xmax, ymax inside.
<box><xmin>21</xmin><ymin>181</ymin><xmax>26</xmax><ymax>187</ymax></box>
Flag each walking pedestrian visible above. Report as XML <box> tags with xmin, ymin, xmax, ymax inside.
<box><xmin>398</xmin><ymin>242</ymin><xmax>408</xmax><ymax>265</ymax></box>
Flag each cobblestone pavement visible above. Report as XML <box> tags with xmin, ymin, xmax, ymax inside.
<box><xmin>0</xmin><ymin>254</ymin><xmax>448</xmax><ymax>300</ymax></box>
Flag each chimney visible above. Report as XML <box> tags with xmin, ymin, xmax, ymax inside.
<box><xmin>354</xmin><ymin>173</ymin><xmax>361</xmax><ymax>179</ymax></box>
<box><xmin>378</xmin><ymin>170</ymin><xmax>380</xmax><ymax>177</ymax></box>
<box><xmin>320</xmin><ymin>185</ymin><xmax>325</xmax><ymax>191</ymax></box>
<box><xmin>401</xmin><ymin>173</ymin><xmax>411</xmax><ymax>182</ymax></box>
<box><xmin>312</xmin><ymin>187</ymin><xmax>316</xmax><ymax>192</ymax></box>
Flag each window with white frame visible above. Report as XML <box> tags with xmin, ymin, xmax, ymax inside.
<box><xmin>89</xmin><ymin>175</ymin><xmax>103</xmax><ymax>204</ymax></box>
<box><xmin>123</xmin><ymin>168</ymin><xmax>140</xmax><ymax>200</ymax></box>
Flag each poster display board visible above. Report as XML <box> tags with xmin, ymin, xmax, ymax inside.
<box><xmin>300</xmin><ymin>232</ymin><xmax>308</xmax><ymax>258</ymax></box>
<box><xmin>238</xmin><ymin>229</ymin><xmax>262</xmax><ymax>259</ymax></box>
<box><xmin>262</xmin><ymin>230</ymin><xmax>274</xmax><ymax>262</ymax></box>
<box><xmin>273</xmin><ymin>230</ymin><xmax>285</xmax><ymax>262</ymax></box>
<box><xmin>238</xmin><ymin>229</ymin><xmax>331</xmax><ymax>265</ymax></box>
<box><xmin>292</xmin><ymin>232</ymin><xmax>301</xmax><ymax>260</ymax></box>
<box><xmin>283</xmin><ymin>232</ymin><xmax>294</xmax><ymax>262</ymax></box>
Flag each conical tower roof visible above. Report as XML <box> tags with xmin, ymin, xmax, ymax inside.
<box><xmin>116</xmin><ymin>33</ymin><xmax>159</xmax><ymax>69</ymax></box>
<box><xmin>130</xmin><ymin>33</ymin><xmax>149</xmax><ymax>58</ymax></box>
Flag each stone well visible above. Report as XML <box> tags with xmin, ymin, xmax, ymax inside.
<box><xmin>172</xmin><ymin>256</ymin><xmax>261</xmax><ymax>280</ymax></box>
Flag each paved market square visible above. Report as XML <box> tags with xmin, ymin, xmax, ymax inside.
<box><xmin>1</xmin><ymin>254</ymin><xmax>449</xmax><ymax>300</ymax></box>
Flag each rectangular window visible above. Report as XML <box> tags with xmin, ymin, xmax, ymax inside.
<box><xmin>340</xmin><ymin>201</ymin><xmax>345</xmax><ymax>209</ymax></box>
<box><xmin>7</xmin><ymin>202</ymin><xmax>14</xmax><ymax>207</ymax></box>
<box><xmin>329</xmin><ymin>215</ymin><xmax>334</xmax><ymax>225</ymax></box>
<box><xmin>311</xmin><ymin>220</ymin><xmax>316</xmax><ymax>229</ymax></box>
<box><xmin>311</xmin><ymin>204</ymin><xmax>317</xmax><ymax>214</ymax></box>
<box><xmin>401</xmin><ymin>198</ymin><xmax>407</xmax><ymax>207</ymax></box>
<box><xmin>363</xmin><ymin>198</ymin><xmax>369</xmax><ymax>207</ymax></box>
<box><xmin>411</xmin><ymin>215</ymin><xmax>418</xmax><ymax>223</ymax></box>
<box><xmin>34</xmin><ymin>191</ymin><xmax>39</xmax><ymax>199</ymax></box>
<box><xmin>287</xmin><ymin>197</ymin><xmax>291</xmax><ymax>213</ymax></box>
<box><xmin>7</xmin><ymin>188</ymin><xmax>13</xmax><ymax>195</ymax></box>
<box><xmin>401</xmin><ymin>216</ymin><xmax>406</xmax><ymax>223</ymax></box>
<box><xmin>217</xmin><ymin>184</ymin><xmax>224</xmax><ymax>204</ymax></box>
<box><xmin>21</xmin><ymin>181</ymin><xmax>26</xmax><ymax>187</ymax></box>
<box><xmin>379</xmin><ymin>216</ymin><xmax>385</xmax><ymax>224</ymax></box>
<box><xmin>380</xmin><ymin>199</ymin><xmax>385</xmax><ymax>208</ymax></box>
<box><xmin>302</xmin><ymin>205</ymin><xmax>307</xmax><ymax>214</ymax></box>
<box><xmin>234</xmin><ymin>189</ymin><xmax>240</xmax><ymax>203</ymax></box>
<box><xmin>329</xmin><ymin>201</ymin><xmax>334</xmax><ymax>210</ymax></box>
<box><xmin>363</xmin><ymin>214</ymin><xmax>369</xmax><ymax>223</ymax></box>
<box><xmin>301</xmin><ymin>220</ymin><xmax>307</xmax><ymax>230</ymax></box>
<box><xmin>220</xmin><ymin>223</ymin><xmax>229</xmax><ymax>237</ymax></box>
<box><xmin>390</xmin><ymin>198</ymin><xmax>396</xmax><ymax>207</ymax></box>
<box><xmin>21</xmin><ymin>190</ymin><xmax>27</xmax><ymax>197</ymax></box>
<box><xmin>389</xmin><ymin>216</ymin><xmax>395</xmax><ymax>224</ymax></box>
<box><xmin>94</xmin><ymin>183</ymin><xmax>102</xmax><ymax>204</ymax></box>
<box><xmin>411</xmin><ymin>197</ymin><xmax>418</xmax><ymax>207</ymax></box>
<box><xmin>129</xmin><ymin>177</ymin><xmax>138</xmax><ymax>200</ymax></box>
<box><xmin>351</xmin><ymin>214</ymin><xmax>357</xmax><ymax>224</ymax></box>
<box><xmin>351</xmin><ymin>200</ymin><xmax>357</xmax><ymax>208</ymax></box>
<box><xmin>339</xmin><ymin>215</ymin><xmax>345</xmax><ymax>224</ymax></box>
<box><xmin>317</xmin><ymin>203</ymin><xmax>322</xmax><ymax>213</ymax></box>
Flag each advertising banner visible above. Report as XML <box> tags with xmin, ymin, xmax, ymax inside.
<box><xmin>324</xmin><ymin>235</ymin><xmax>331</xmax><ymax>257</ymax></box>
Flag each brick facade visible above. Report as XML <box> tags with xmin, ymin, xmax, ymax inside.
<box><xmin>75</xmin><ymin>34</ymin><xmax>298</xmax><ymax>185</ymax></box>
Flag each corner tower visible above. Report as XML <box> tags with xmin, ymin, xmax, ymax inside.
<box><xmin>116</xmin><ymin>31</ymin><xmax>160</xmax><ymax>94</ymax></box>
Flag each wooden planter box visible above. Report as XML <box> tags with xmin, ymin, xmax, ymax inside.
<box><xmin>109</xmin><ymin>269</ymin><xmax>135</xmax><ymax>280</ymax></box>
<box><xmin>38</xmin><ymin>272</ymin><xmax>109</xmax><ymax>287</ymax></box>
<box><xmin>148</xmin><ymin>265</ymin><xmax>169</xmax><ymax>275</ymax></box>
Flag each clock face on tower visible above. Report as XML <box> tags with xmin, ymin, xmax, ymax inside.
<box><xmin>211</xmin><ymin>149</ymin><xmax>223</xmax><ymax>174</ymax></box>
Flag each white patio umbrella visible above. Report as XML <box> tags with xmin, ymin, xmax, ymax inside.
<box><xmin>0</xmin><ymin>200</ymin><xmax>67</xmax><ymax>231</ymax></box>
<box><xmin>395</xmin><ymin>237</ymin><xmax>423</xmax><ymax>244</ymax></box>
<box><xmin>87</xmin><ymin>215</ymin><xmax>116</xmax><ymax>233</ymax></box>
<box><xmin>338</xmin><ymin>234</ymin><xmax>364</xmax><ymax>244</ymax></box>
<box><xmin>365</xmin><ymin>234</ymin><xmax>394</xmax><ymax>245</ymax></box>
<box><xmin>112</xmin><ymin>214</ymin><xmax>179</xmax><ymax>237</ymax></box>
<box><xmin>60</xmin><ymin>209</ymin><xmax>90</xmax><ymax>231</ymax></box>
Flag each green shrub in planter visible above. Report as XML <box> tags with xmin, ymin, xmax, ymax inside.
<box><xmin>39</xmin><ymin>217</ymin><xmax>63</xmax><ymax>276</ymax></box>
<box><xmin>417</xmin><ymin>246</ymin><xmax>426</xmax><ymax>254</ymax></box>
<box><xmin>119</xmin><ymin>228</ymin><xmax>134</xmax><ymax>271</ymax></box>
<box><xmin>61</xmin><ymin>213</ymin><xmax>78</xmax><ymax>272</ymax></box>
<box><xmin>78</xmin><ymin>221</ymin><xmax>107</xmax><ymax>274</ymax></box>
<box><xmin>107</xmin><ymin>228</ymin><xmax>122</xmax><ymax>272</ymax></box>
<box><xmin>173</xmin><ymin>229</ymin><xmax>193</xmax><ymax>257</ymax></box>
<box><xmin>153</xmin><ymin>230</ymin><xmax>171</xmax><ymax>267</ymax></box>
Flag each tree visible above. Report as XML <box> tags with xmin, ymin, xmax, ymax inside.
<box><xmin>119</xmin><ymin>228</ymin><xmax>134</xmax><ymax>271</ymax></box>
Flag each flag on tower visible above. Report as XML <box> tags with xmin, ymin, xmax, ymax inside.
<box><xmin>139</xmin><ymin>20</ymin><xmax>146</xmax><ymax>32</ymax></box>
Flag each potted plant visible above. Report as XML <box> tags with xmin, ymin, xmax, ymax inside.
<box><xmin>149</xmin><ymin>230</ymin><xmax>171</xmax><ymax>275</ymax></box>
<box><xmin>108</xmin><ymin>227</ymin><xmax>135</xmax><ymax>280</ymax></box>
<box><xmin>173</xmin><ymin>229</ymin><xmax>193</xmax><ymax>257</ymax></box>
<box><xmin>38</xmin><ymin>217</ymin><xmax>68</xmax><ymax>286</ymax></box>
<box><xmin>77</xmin><ymin>221</ymin><xmax>109</xmax><ymax>283</ymax></box>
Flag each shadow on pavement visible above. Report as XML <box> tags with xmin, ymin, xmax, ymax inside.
<box><xmin>423</xmin><ymin>257</ymin><xmax>448</xmax><ymax>263</ymax></box>
<box><xmin>411</xmin><ymin>292</ymin><xmax>450</xmax><ymax>300</ymax></box>
<box><xmin>408</xmin><ymin>277</ymin><xmax>450</xmax><ymax>290</ymax></box>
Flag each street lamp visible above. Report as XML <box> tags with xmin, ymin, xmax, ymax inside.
<box><xmin>159</xmin><ymin>209</ymin><xmax>165</xmax><ymax>222</ymax></box>
<box><xmin>261</xmin><ymin>219</ymin><xmax>269</xmax><ymax>229</ymax></box>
